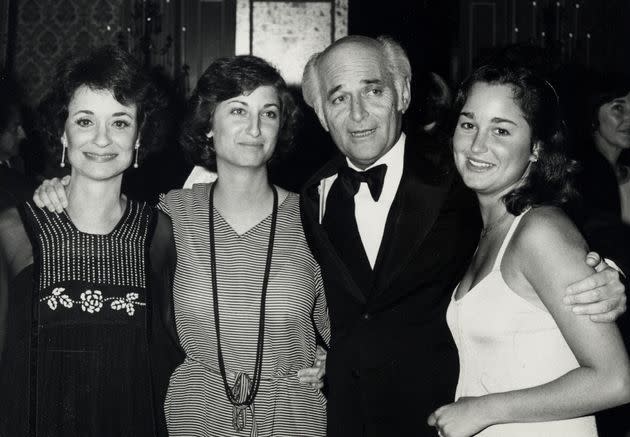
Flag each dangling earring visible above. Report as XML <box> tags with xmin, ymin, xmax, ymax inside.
<box><xmin>133</xmin><ymin>141</ymin><xmax>140</xmax><ymax>169</ymax></box>
<box><xmin>529</xmin><ymin>144</ymin><xmax>540</xmax><ymax>163</ymax></box>
<box><xmin>60</xmin><ymin>139</ymin><xmax>67</xmax><ymax>168</ymax></box>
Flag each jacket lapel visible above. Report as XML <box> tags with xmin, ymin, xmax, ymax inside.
<box><xmin>372</xmin><ymin>139</ymin><xmax>453</xmax><ymax>295</ymax></box>
<box><xmin>302</xmin><ymin>156</ymin><xmax>367</xmax><ymax>304</ymax></box>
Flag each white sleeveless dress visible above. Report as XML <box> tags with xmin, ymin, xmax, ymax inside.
<box><xmin>447</xmin><ymin>211</ymin><xmax>598</xmax><ymax>436</ymax></box>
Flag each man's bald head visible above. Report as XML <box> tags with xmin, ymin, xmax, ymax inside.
<box><xmin>301</xmin><ymin>35</ymin><xmax>412</xmax><ymax>168</ymax></box>
<box><xmin>302</xmin><ymin>35</ymin><xmax>412</xmax><ymax>114</ymax></box>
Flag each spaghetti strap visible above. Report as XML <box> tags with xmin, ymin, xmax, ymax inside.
<box><xmin>491</xmin><ymin>208</ymin><xmax>531</xmax><ymax>272</ymax></box>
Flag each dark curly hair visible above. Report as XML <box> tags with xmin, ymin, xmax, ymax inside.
<box><xmin>37</xmin><ymin>45</ymin><xmax>168</xmax><ymax>167</ymax></box>
<box><xmin>180</xmin><ymin>55</ymin><xmax>299</xmax><ymax>170</ymax></box>
<box><xmin>452</xmin><ymin>63</ymin><xmax>580</xmax><ymax>214</ymax></box>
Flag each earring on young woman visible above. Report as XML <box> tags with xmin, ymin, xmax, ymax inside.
<box><xmin>529</xmin><ymin>143</ymin><xmax>540</xmax><ymax>163</ymax></box>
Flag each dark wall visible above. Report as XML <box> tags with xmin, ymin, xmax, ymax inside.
<box><xmin>14</xmin><ymin>0</ymin><xmax>124</xmax><ymax>105</ymax></box>
<box><xmin>348</xmin><ymin>0</ymin><xmax>459</xmax><ymax>81</ymax></box>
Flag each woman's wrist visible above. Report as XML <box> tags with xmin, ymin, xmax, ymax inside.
<box><xmin>477</xmin><ymin>393</ymin><xmax>508</xmax><ymax>427</ymax></box>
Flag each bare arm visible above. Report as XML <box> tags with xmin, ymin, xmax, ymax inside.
<box><xmin>429</xmin><ymin>208</ymin><xmax>630</xmax><ymax>437</ymax></box>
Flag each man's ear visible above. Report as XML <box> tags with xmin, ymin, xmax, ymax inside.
<box><xmin>396</xmin><ymin>76</ymin><xmax>411</xmax><ymax>113</ymax></box>
<box><xmin>314</xmin><ymin>102</ymin><xmax>329</xmax><ymax>132</ymax></box>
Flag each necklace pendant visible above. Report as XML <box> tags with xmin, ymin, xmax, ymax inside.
<box><xmin>232</xmin><ymin>404</ymin><xmax>248</xmax><ymax>431</ymax></box>
<box><xmin>231</xmin><ymin>372</ymin><xmax>254</xmax><ymax>432</ymax></box>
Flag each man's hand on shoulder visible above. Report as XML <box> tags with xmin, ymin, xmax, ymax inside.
<box><xmin>564</xmin><ymin>252</ymin><xmax>627</xmax><ymax>322</ymax></box>
<box><xmin>33</xmin><ymin>175</ymin><xmax>71</xmax><ymax>213</ymax></box>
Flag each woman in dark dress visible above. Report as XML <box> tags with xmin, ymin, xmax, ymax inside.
<box><xmin>0</xmin><ymin>46</ymin><xmax>178</xmax><ymax>437</ymax></box>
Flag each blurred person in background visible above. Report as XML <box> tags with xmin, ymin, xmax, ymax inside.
<box><xmin>0</xmin><ymin>72</ymin><xmax>34</xmax><ymax>211</ymax></box>
<box><xmin>572</xmin><ymin>70</ymin><xmax>630</xmax><ymax>437</ymax></box>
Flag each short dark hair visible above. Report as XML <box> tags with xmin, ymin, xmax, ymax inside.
<box><xmin>180</xmin><ymin>55</ymin><xmax>299</xmax><ymax>170</ymax></box>
<box><xmin>38</xmin><ymin>45</ymin><xmax>168</xmax><ymax>166</ymax></box>
<box><xmin>588</xmin><ymin>71</ymin><xmax>630</xmax><ymax>131</ymax></box>
<box><xmin>452</xmin><ymin>63</ymin><xmax>580</xmax><ymax>214</ymax></box>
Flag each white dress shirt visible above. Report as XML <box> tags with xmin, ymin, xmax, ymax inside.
<box><xmin>320</xmin><ymin>133</ymin><xmax>406</xmax><ymax>268</ymax></box>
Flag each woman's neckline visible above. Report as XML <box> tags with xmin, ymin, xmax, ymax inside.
<box><xmin>212</xmin><ymin>190</ymin><xmax>292</xmax><ymax>237</ymax></box>
<box><xmin>62</xmin><ymin>197</ymin><xmax>132</xmax><ymax>236</ymax></box>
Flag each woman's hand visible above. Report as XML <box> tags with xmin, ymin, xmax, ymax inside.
<box><xmin>297</xmin><ymin>345</ymin><xmax>327</xmax><ymax>390</ymax></box>
<box><xmin>33</xmin><ymin>175</ymin><xmax>71</xmax><ymax>213</ymax></box>
<box><xmin>428</xmin><ymin>397</ymin><xmax>491</xmax><ymax>437</ymax></box>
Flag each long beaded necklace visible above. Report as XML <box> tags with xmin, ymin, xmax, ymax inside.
<box><xmin>209</xmin><ymin>182</ymin><xmax>278</xmax><ymax>425</ymax></box>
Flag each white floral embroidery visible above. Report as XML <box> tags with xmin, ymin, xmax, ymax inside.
<box><xmin>47</xmin><ymin>298</ymin><xmax>57</xmax><ymax>311</ymax></box>
<box><xmin>111</xmin><ymin>292</ymin><xmax>140</xmax><ymax>316</ymax></box>
<box><xmin>40</xmin><ymin>288</ymin><xmax>145</xmax><ymax>316</ymax></box>
<box><xmin>45</xmin><ymin>287</ymin><xmax>74</xmax><ymax>310</ymax></box>
<box><xmin>80</xmin><ymin>289</ymin><xmax>103</xmax><ymax>313</ymax></box>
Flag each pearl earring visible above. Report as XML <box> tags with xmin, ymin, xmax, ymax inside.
<box><xmin>60</xmin><ymin>142</ymin><xmax>67</xmax><ymax>168</ymax></box>
<box><xmin>133</xmin><ymin>143</ymin><xmax>139</xmax><ymax>169</ymax></box>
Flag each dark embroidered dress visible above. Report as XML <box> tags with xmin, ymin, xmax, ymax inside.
<box><xmin>0</xmin><ymin>201</ymin><xmax>163</xmax><ymax>437</ymax></box>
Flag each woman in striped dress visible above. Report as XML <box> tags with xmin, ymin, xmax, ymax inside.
<box><xmin>159</xmin><ymin>55</ymin><xmax>330</xmax><ymax>436</ymax></box>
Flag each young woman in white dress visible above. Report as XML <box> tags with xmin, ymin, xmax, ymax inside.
<box><xmin>428</xmin><ymin>64</ymin><xmax>630</xmax><ymax>437</ymax></box>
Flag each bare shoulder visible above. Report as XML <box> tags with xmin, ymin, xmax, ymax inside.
<box><xmin>508</xmin><ymin>206</ymin><xmax>591</xmax><ymax>291</ymax></box>
<box><xmin>513</xmin><ymin>206</ymin><xmax>587</xmax><ymax>255</ymax></box>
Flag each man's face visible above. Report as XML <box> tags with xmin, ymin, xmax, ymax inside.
<box><xmin>316</xmin><ymin>41</ymin><xmax>408</xmax><ymax>169</ymax></box>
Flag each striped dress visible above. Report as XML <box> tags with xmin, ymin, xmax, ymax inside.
<box><xmin>159</xmin><ymin>184</ymin><xmax>330</xmax><ymax>437</ymax></box>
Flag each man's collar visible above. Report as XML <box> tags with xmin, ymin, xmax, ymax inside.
<box><xmin>346</xmin><ymin>132</ymin><xmax>406</xmax><ymax>172</ymax></box>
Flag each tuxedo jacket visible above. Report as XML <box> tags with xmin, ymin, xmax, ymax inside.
<box><xmin>300</xmin><ymin>136</ymin><xmax>481</xmax><ymax>436</ymax></box>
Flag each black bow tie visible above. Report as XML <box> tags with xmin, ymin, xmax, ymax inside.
<box><xmin>336</xmin><ymin>164</ymin><xmax>388</xmax><ymax>201</ymax></box>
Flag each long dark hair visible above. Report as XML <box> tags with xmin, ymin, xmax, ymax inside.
<box><xmin>452</xmin><ymin>63</ymin><xmax>580</xmax><ymax>214</ymax></box>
